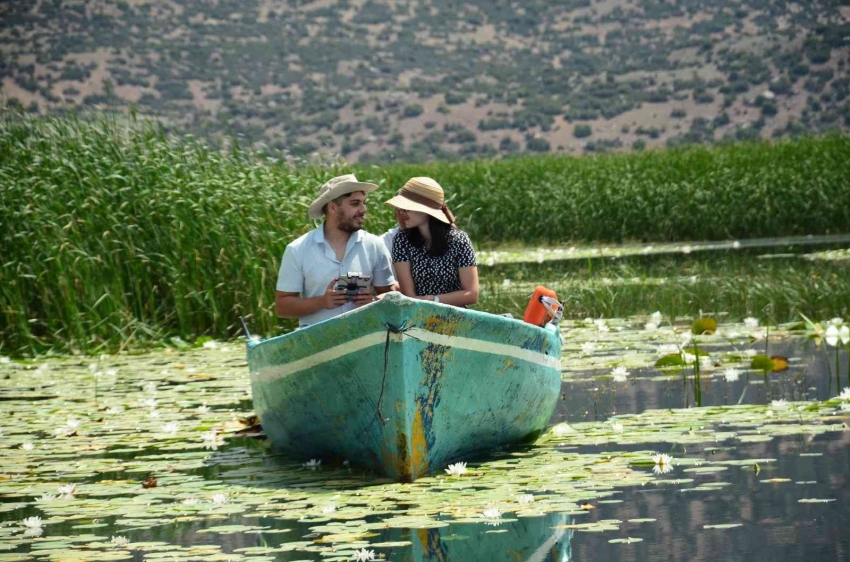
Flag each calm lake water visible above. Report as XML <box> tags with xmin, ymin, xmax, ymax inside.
<box><xmin>1</xmin><ymin>327</ymin><xmax>848</xmax><ymax>562</ymax></box>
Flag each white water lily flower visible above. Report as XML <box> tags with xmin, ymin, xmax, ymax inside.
<box><xmin>744</xmin><ymin>349</ymin><xmax>758</xmax><ymax>358</ymax></box>
<box><xmin>536</xmin><ymin>252</ymin><xmax>544</xmax><ymax>264</ymax></box>
<box><xmin>201</xmin><ymin>430</ymin><xmax>221</xmax><ymax>450</ymax></box>
<box><xmin>682</xmin><ymin>245</ymin><xmax>692</xmax><ymax>254</ymax></box>
<box><xmin>197</xmin><ymin>403</ymin><xmax>210</xmax><ymax>415</ymax></box>
<box><xmin>723</xmin><ymin>369</ymin><xmax>740</xmax><ymax>382</ymax></box>
<box><xmin>110</xmin><ymin>536</ymin><xmax>130</xmax><ymax>548</ymax></box>
<box><xmin>829</xmin><ymin>317</ymin><xmax>844</xmax><ymax>327</ymax></box>
<box><xmin>517</xmin><ymin>494</ymin><xmax>534</xmax><ymax>505</ymax></box>
<box><xmin>840</xmin><ymin>388</ymin><xmax>850</xmax><ymax>401</ymax></box>
<box><xmin>743</xmin><ymin>317</ymin><xmax>759</xmax><ymax>329</ymax></box>
<box><xmin>840</xmin><ymin>326</ymin><xmax>850</xmax><ymax>345</ymax></box>
<box><xmin>57</xmin><ymin>484</ymin><xmax>76</xmax><ymax>498</ymax></box>
<box><xmin>581</xmin><ymin>342</ymin><xmax>596</xmax><ymax>356</ymax></box>
<box><xmin>23</xmin><ymin>516</ymin><xmax>42</xmax><ymax>529</ymax></box>
<box><xmin>444</xmin><ymin>461</ymin><xmax>468</xmax><ymax>477</ymax></box>
<box><xmin>321</xmin><ymin>503</ymin><xmax>336</xmax><ymax>514</ymax></box>
<box><xmin>162</xmin><ymin>422</ymin><xmax>179</xmax><ymax>435</ymax></box>
<box><xmin>211</xmin><ymin>493</ymin><xmax>228</xmax><ymax>505</ymax></box>
<box><xmin>552</xmin><ymin>423</ymin><xmax>574</xmax><ymax>436</ymax></box>
<box><xmin>303</xmin><ymin>459</ymin><xmax>321</xmax><ymax>470</ymax></box>
<box><xmin>652</xmin><ymin>453</ymin><xmax>674</xmax><ymax>475</ymax></box>
<box><xmin>181</xmin><ymin>497</ymin><xmax>198</xmax><ymax>506</ymax></box>
<box><xmin>484</xmin><ymin>255</ymin><xmax>496</xmax><ymax>267</ymax></box>
<box><xmin>612</xmin><ymin>422</ymin><xmax>624</xmax><ymax>433</ymax></box>
<box><xmin>611</xmin><ymin>366</ymin><xmax>629</xmax><ymax>382</ymax></box>
<box><xmin>699</xmin><ymin>355</ymin><xmax>713</xmax><ymax>367</ymax></box>
<box><xmin>481</xmin><ymin>506</ymin><xmax>502</xmax><ymax>519</ymax></box>
<box><xmin>66</xmin><ymin>418</ymin><xmax>80</xmax><ymax>430</ymax></box>
<box><xmin>105</xmin><ymin>368</ymin><xmax>118</xmax><ymax>376</ymax></box>
<box><xmin>825</xmin><ymin>325</ymin><xmax>840</xmax><ymax>347</ymax></box>
<box><xmin>842</xmin><ymin>403</ymin><xmax>850</xmax><ymax>412</ymax></box>
<box><xmin>650</xmin><ymin>311</ymin><xmax>663</xmax><ymax>325</ymax></box>
<box><xmin>352</xmin><ymin>548</ymin><xmax>376</xmax><ymax>562</ymax></box>
<box><xmin>771</xmin><ymin>399</ymin><xmax>789</xmax><ymax>409</ymax></box>
<box><xmin>657</xmin><ymin>344</ymin><xmax>679</xmax><ymax>355</ymax></box>
<box><xmin>682</xmin><ymin>352</ymin><xmax>697</xmax><ymax>365</ymax></box>
<box><xmin>594</xmin><ymin>319</ymin><xmax>610</xmax><ymax>332</ymax></box>
<box><xmin>22</xmin><ymin>442</ymin><xmax>34</xmax><ymax>451</ymax></box>
<box><xmin>106</xmin><ymin>406</ymin><xmax>122</xmax><ymax>415</ymax></box>
<box><xmin>644</xmin><ymin>322</ymin><xmax>658</xmax><ymax>331</ymax></box>
<box><xmin>680</xmin><ymin>332</ymin><xmax>693</xmax><ymax>346</ymax></box>
<box><xmin>501</xmin><ymin>279</ymin><xmax>512</xmax><ymax>289</ymax></box>
<box><xmin>202</xmin><ymin>341</ymin><xmax>219</xmax><ymax>349</ymax></box>
<box><xmin>0</xmin><ymin>357</ymin><xmax>9</xmax><ymax>364</ymax></box>
<box><xmin>143</xmin><ymin>398</ymin><xmax>158</xmax><ymax>408</ymax></box>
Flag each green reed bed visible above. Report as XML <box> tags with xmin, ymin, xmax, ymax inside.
<box><xmin>480</xmin><ymin>253</ymin><xmax>850</xmax><ymax>323</ymax></box>
<box><xmin>1</xmin><ymin>111</ymin><xmax>850</xmax><ymax>355</ymax></box>
<box><xmin>386</xmin><ymin>135</ymin><xmax>850</xmax><ymax>244</ymax></box>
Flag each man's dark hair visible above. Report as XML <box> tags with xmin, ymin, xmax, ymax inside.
<box><xmin>407</xmin><ymin>216</ymin><xmax>453</xmax><ymax>257</ymax></box>
<box><xmin>322</xmin><ymin>193</ymin><xmax>353</xmax><ymax>216</ymax></box>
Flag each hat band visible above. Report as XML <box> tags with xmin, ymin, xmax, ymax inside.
<box><xmin>399</xmin><ymin>188</ymin><xmax>455</xmax><ymax>224</ymax></box>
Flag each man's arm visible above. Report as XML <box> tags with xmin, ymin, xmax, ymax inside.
<box><xmin>275</xmin><ymin>279</ymin><xmax>348</xmax><ymax>318</ymax></box>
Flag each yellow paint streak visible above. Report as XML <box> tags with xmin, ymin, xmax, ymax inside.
<box><xmin>495</xmin><ymin>358</ymin><xmax>516</xmax><ymax>376</ymax></box>
<box><xmin>423</xmin><ymin>314</ymin><xmax>462</xmax><ymax>337</ymax></box>
<box><xmin>410</xmin><ymin>407</ymin><xmax>429</xmax><ymax>476</ymax></box>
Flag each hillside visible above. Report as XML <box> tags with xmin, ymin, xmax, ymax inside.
<box><xmin>1</xmin><ymin>0</ymin><xmax>849</xmax><ymax>162</ymax></box>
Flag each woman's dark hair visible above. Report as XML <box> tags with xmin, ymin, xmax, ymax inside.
<box><xmin>407</xmin><ymin>216</ymin><xmax>453</xmax><ymax>257</ymax></box>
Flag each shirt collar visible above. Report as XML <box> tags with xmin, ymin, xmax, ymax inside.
<box><xmin>312</xmin><ymin>224</ymin><xmax>364</xmax><ymax>245</ymax></box>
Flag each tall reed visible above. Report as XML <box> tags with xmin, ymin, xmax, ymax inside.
<box><xmin>2</xmin><ymin>110</ymin><xmax>849</xmax><ymax>355</ymax></box>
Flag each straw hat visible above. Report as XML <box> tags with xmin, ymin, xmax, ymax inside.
<box><xmin>385</xmin><ymin>177</ymin><xmax>455</xmax><ymax>224</ymax></box>
<box><xmin>308</xmin><ymin>174</ymin><xmax>378</xmax><ymax>219</ymax></box>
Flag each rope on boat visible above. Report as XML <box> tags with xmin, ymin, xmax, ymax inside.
<box><xmin>369</xmin><ymin>321</ymin><xmax>420</xmax><ymax>430</ymax></box>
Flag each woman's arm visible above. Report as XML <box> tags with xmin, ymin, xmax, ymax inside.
<box><xmin>422</xmin><ymin>266</ymin><xmax>479</xmax><ymax>307</ymax></box>
<box><xmin>394</xmin><ymin>261</ymin><xmax>417</xmax><ymax>297</ymax></box>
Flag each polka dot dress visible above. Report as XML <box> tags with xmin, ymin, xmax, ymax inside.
<box><xmin>391</xmin><ymin>228</ymin><xmax>477</xmax><ymax>297</ymax></box>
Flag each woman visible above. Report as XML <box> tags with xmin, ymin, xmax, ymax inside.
<box><xmin>385</xmin><ymin>177</ymin><xmax>479</xmax><ymax>307</ymax></box>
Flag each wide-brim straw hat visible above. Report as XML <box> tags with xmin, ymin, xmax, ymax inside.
<box><xmin>385</xmin><ymin>177</ymin><xmax>455</xmax><ymax>224</ymax></box>
<box><xmin>308</xmin><ymin>174</ymin><xmax>378</xmax><ymax>220</ymax></box>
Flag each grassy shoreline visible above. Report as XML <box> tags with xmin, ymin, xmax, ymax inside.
<box><xmin>2</xmin><ymin>111</ymin><xmax>850</xmax><ymax>355</ymax></box>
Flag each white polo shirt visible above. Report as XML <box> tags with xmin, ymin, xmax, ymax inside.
<box><xmin>276</xmin><ymin>225</ymin><xmax>395</xmax><ymax>327</ymax></box>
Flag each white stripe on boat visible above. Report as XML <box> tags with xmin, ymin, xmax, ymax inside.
<box><xmin>255</xmin><ymin>327</ymin><xmax>560</xmax><ymax>380</ymax></box>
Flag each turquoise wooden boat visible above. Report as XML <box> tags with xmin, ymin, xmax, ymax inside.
<box><xmin>247</xmin><ymin>292</ymin><xmax>561</xmax><ymax>481</ymax></box>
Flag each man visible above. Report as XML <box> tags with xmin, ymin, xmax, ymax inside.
<box><xmin>275</xmin><ymin>174</ymin><xmax>395</xmax><ymax>327</ymax></box>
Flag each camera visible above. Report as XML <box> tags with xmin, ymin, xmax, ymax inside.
<box><xmin>335</xmin><ymin>272</ymin><xmax>372</xmax><ymax>301</ymax></box>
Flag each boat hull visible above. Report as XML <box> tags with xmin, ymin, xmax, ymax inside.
<box><xmin>248</xmin><ymin>293</ymin><xmax>561</xmax><ymax>481</ymax></box>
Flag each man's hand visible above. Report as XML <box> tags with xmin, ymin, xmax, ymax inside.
<box><xmin>323</xmin><ymin>278</ymin><xmax>349</xmax><ymax>310</ymax></box>
<box><xmin>352</xmin><ymin>290</ymin><xmax>375</xmax><ymax>307</ymax></box>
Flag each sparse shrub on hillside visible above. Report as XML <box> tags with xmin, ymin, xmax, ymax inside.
<box><xmin>671</xmin><ymin>109</ymin><xmax>687</xmax><ymax>119</ymax></box>
<box><xmin>525</xmin><ymin>136</ymin><xmax>550</xmax><ymax>152</ymax></box>
<box><xmin>403</xmin><ymin>104</ymin><xmax>424</xmax><ymax>118</ymax></box>
<box><xmin>444</xmin><ymin>92</ymin><xmax>468</xmax><ymax>105</ymax></box>
<box><xmin>499</xmin><ymin>136</ymin><xmax>520</xmax><ymax>152</ymax></box>
<box><xmin>573</xmin><ymin>124</ymin><xmax>592</xmax><ymax>138</ymax></box>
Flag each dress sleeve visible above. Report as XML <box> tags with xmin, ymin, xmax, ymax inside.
<box><xmin>453</xmin><ymin>230</ymin><xmax>477</xmax><ymax>268</ymax></box>
<box><xmin>392</xmin><ymin>230</ymin><xmax>411</xmax><ymax>263</ymax></box>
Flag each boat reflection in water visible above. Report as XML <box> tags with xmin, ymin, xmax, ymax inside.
<box><xmin>380</xmin><ymin>512</ymin><xmax>573</xmax><ymax>562</ymax></box>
